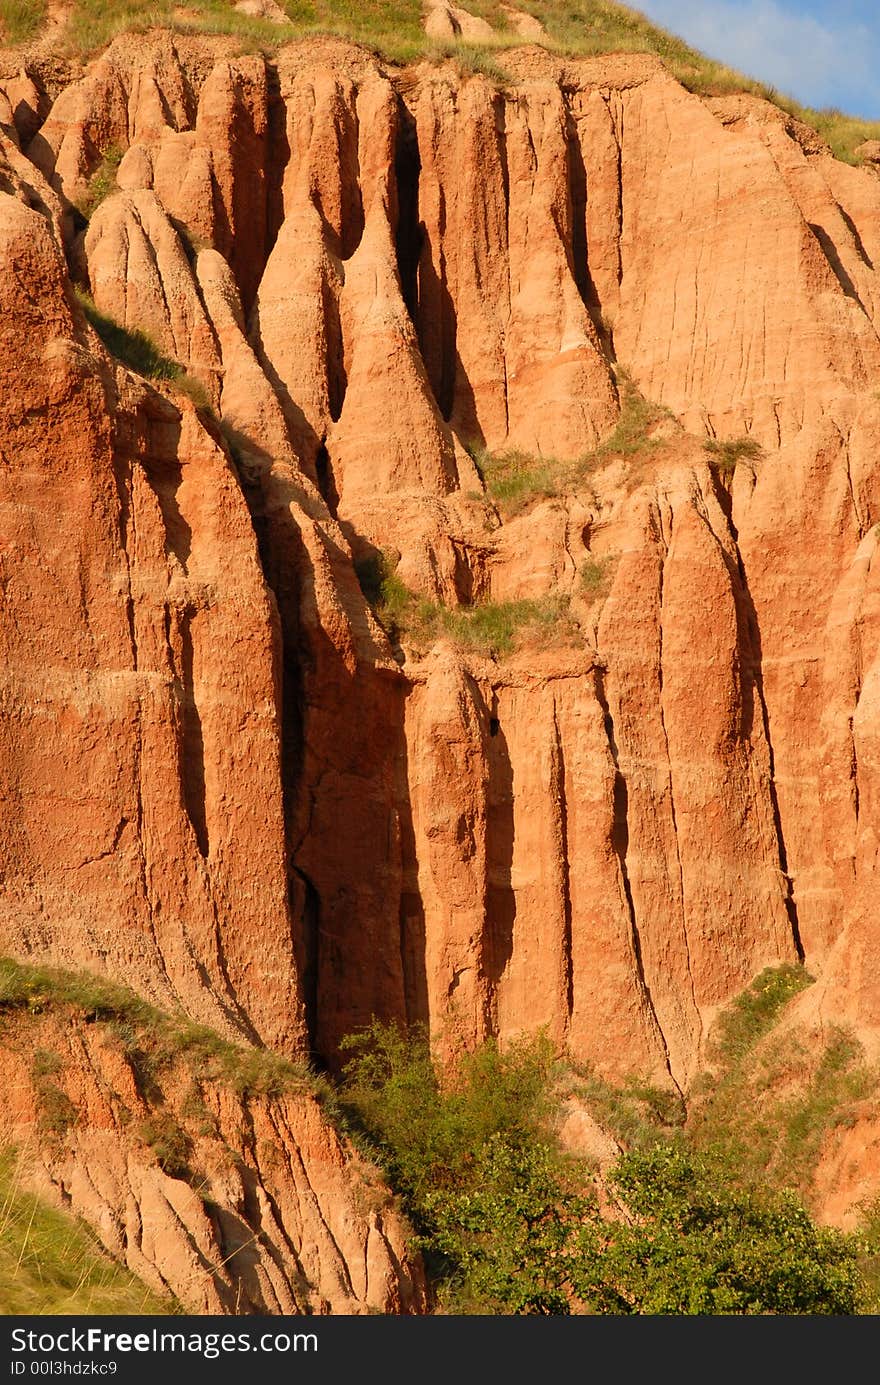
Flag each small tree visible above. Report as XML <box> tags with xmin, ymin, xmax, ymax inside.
<box><xmin>576</xmin><ymin>1144</ymin><xmax>863</xmax><ymax>1315</ymax></box>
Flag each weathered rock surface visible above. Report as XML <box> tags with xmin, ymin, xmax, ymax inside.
<box><xmin>2</xmin><ymin>27</ymin><xmax>880</xmax><ymax>1242</ymax></box>
<box><xmin>0</xmin><ymin>1009</ymin><xmax>424</xmax><ymax>1313</ymax></box>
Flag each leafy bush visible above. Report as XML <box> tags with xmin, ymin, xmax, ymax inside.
<box><xmin>340</xmin><ymin>1024</ymin><xmax>592</xmax><ymax>1312</ymax></box>
<box><xmin>580</xmin><ymin>1144</ymin><xmax>864</xmax><ymax>1315</ymax></box>
<box><xmin>340</xmin><ymin>1021</ymin><xmax>870</xmax><ymax>1314</ymax></box>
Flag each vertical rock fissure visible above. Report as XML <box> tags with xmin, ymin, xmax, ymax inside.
<box><xmin>264</xmin><ymin>60</ymin><xmax>289</xmax><ymax>263</ymax></box>
<box><xmin>293</xmin><ymin>864</ymin><xmax>320</xmax><ymax>1056</ymax></box>
<box><xmin>593</xmin><ymin>662</ymin><xmax>676</xmax><ymax>1081</ymax></box>
<box><xmin>179</xmin><ymin>608</ymin><xmax>209</xmax><ymax>860</ymax></box>
<box><xmin>656</xmin><ymin>541</ymin><xmax>701</xmax><ymax>1032</ymax></box>
<box><xmin>394</xmin><ymin>98</ymin><xmax>423</xmax><ymax>329</ymax></box>
<box><xmin>565</xmin><ymin>108</ymin><xmax>611</xmax><ymax>357</ymax></box>
<box><xmin>709</xmin><ymin>474</ymin><xmax>806</xmax><ymax>963</ymax></box>
<box><xmin>314</xmin><ymin>440</ymin><xmax>340</xmax><ymax>517</ymax></box>
<box><xmin>551</xmin><ymin>699</ymin><xmax>575</xmax><ymax>1026</ymax></box>
<box><xmin>497</xmin><ymin>95</ymin><xmax>512</xmax><ymax>434</ymax></box>
<box><xmin>229</xmin><ymin>468</ymin><xmax>313</xmax><ymax>1042</ymax></box>
<box><xmin>115</xmin><ymin>454</ymin><xmax>174</xmax><ymax>994</ymax></box>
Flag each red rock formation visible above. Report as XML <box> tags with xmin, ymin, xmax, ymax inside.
<box><xmin>0</xmin><ymin>1008</ymin><xmax>423</xmax><ymax>1313</ymax></box>
<box><xmin>3</xmin><ymin>27</ymin><xmax>880</xmax><ymax>1249</ymax></box>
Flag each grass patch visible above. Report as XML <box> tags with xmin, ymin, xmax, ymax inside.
<box><xmin>0</xmin><ymin>0</ymin><xmax>47</xmax><ymax>44</ymax></box>
<box><xmin>138</xmin><ymin>1114</ymin><xmax>193</xmax><ymax>1180</ymax></box>
<box><xmin>73</xmin><ymin>287</ymin><xmax>212</xmax><ymax>408</ymax></box>
<box><xmin>0</xmin><ymin>1148</ymin><xmax>172</xmax><ymax>1314</ymax></box>
<box><xmin>74</xmin><ymin>144</ymin><xmax>123</xmax><ymax>219</ymax></box>
<box><xmin>74</xmin><ymin>286</ymin><xmax>182</xmax><ymax>381</ymax></box>
<box><xmin>704</xmin><ymin>435</ymin><xmax>763</xmax><ymax>479</ymax></box>
<box><xmin>579</xmin><ymin>555</ymin><xmax>612</xmax><ymax>600</ymax></box>
<box><xmin>423</xmin><ymin>37</ymin><xmax>510</xmax><ymax>82</ymax></box>
<box><xmin>566</xmin><ymin>1064</ymin><xmax>685</xmax><ymax>1151</ymax></box>
<box><xmin>355</xmin><ymin>552</ymin><xmax>577</xmax><ymax>658</ymax></box>
<box><xmin>472</xmin><ymin>446</ymin><xmax>558</xmax><ymax>517</ymax></box>
<box><xmin>682</xmin><ymin>966</ymin><xmax>879</xmax><ymax>1201</ymax></box>
<box><xmin>586</xmin><ymin>367</ymin><xmax>672</xmax><ymax>463</ymax></box>
<box><xmin>706</xmin><ymin>964</ymin><xmax>814</xmax><ymax>1067</ymax></box>
<box><xmin>568</xmin><ymin>964</ymin><xmax>879</xmax><ymax>1215</ymax></box>
<box><xmin>470</xmin><ymin>372</ymin><xmax>670</xmax><ymax>520</ymax></box>
<box><xmin>0</xmin><ymin>957</ymin><xmax>321</xmax><ymax>1103</ymax></box>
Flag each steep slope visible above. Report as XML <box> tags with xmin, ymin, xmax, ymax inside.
<box><xmin>1</xmin><ymin>12</ymin><xmax>880</xmax><ymax>1291</ymax></box>
<box><xmin>0</xmin><ymin>961</ymin><xmax>425</xmax><ymax>1314</ymax></box>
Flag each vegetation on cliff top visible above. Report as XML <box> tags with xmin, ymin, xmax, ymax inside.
<box><xmin>1</xmin><ymin>0</ymin><xmax>876</xmax><ymax>163</ymax></box>
<box><xmin>355</xmin><ymin>551</ymin><xmax>580</xmax><ymax>660</ymax></box>
<box><xmin>0</xmin><ymin>956</ymin><xmax>319</xmax><ymax>1102</ymax></box>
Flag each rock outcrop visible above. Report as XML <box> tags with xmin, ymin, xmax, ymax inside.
<box><xmin>2</xmin><ymin>24</ymin><xmax>880</xmax><ymax>1253</ymax></box>
<box><xmin>0</xmin><ymin>1006</ymin><xmax>423</xmax><ymax>1313</ymax></box>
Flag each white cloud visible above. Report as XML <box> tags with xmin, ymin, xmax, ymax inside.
<box><xmin>637</xmin><ymin>0</ymin><xmax>878</xmax><ymax>115</ymax></box>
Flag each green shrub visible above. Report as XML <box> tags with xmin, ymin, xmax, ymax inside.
<box><xmin>34</xmin><ymin>1083</ymin><xmax>77</xmax><ymax>1139</ymax></box>
<box><xmin>32</xmin><ymin>1048</ymin><xmax>64</xmax><ymax>1079</ymax></box>
<box><xmin>579</xmin><ymin>1143</ymin><xmax>864</xmax><ymax>1315</ymax></box>
<box><xmin>339</xmin><ymin>1024</ymin><xmax>592</xmax><ymax>1312</ymax></box>
<box><xmin>704</xmin><ymin>435</ymin><xmax>763</xmax><ymax>479</ymax></box>
<box><xmin>340</xmin><ymin>1022</ymin><xmax>870</xmax><ymax>1314</ymax></box>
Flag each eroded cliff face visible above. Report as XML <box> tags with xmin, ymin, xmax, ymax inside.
<box><xmin>0</xmin><ymin>1006</ymin><xmax>424</xmax><ymax>1313</ymax></box>
<box><xmin>2</xmin><ymin>27</ymin><xmax>880</xmax><ymax>1234</ymax></box>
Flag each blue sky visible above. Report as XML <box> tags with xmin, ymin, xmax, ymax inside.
<box><xmin>636</xmin><ymin>0</ymin><xmax>879</xmax><ymax>118</ymax></box>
